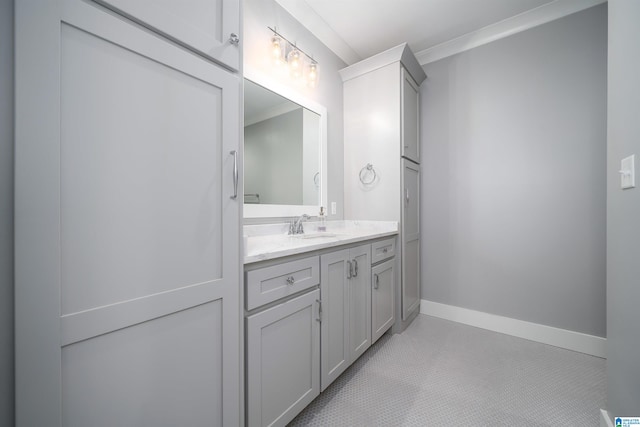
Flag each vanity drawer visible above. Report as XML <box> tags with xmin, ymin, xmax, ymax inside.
<box><xmin>371</xmin><ymin>237</ymin><xmax>396</xmax><ymax>264</ymax></box>
<box><xmin>246</xmin><ymin>256</ymin><xmax>320</xmax><ymax>310</ymax></box>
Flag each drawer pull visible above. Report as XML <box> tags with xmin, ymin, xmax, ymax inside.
<box><xmin>382</xmin><ymin>248</ymin><xmax>388</xmax><ymax>253</ymax></box>
<box><xmin>286</xmin><ymin>276</ymin><xmax>295</xmax><ymax>285</ymax></box>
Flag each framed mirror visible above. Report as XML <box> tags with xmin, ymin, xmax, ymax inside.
<box><xmin>243</xmin><ymin>69</ymin><xmax>327</xmax><ymax>219</ymax></box>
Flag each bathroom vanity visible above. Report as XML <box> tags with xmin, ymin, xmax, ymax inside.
<box><xmin>243</xmin><ymin>221</ymin><xmax>397</xmax><ymax>426</ymax></box>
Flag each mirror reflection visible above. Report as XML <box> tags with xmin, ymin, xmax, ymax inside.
<box><xmin>244</xmin><ymin>79</ymin><xmax>321</xmax><ymax>206</ymax></box>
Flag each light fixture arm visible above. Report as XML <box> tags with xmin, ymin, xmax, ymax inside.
<box><xmin>268</xmin><ymin>26</ymin><xmax>318</xmax><ymax>65</ymax></box>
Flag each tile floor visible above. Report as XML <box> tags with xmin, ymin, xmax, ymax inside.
<box><xmin>290</xmin><ymin>314</ymin><xmax>606</xmax><ymax>426</ymax></box>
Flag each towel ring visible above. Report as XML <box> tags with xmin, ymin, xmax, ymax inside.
<box><xmin>359</xmin><ymin>163</ymin><xmax>377</xmax><ymax>185</ymax></box>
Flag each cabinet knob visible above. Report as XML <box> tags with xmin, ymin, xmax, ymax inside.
<box><xmin>229</xmin><ymin>33</ymin><xmax>240</xmax><ymax>46</ymax></box>
<box><xmin>286</xmin><ymin>276</ymin><xmax>295</xmax><ymax>285</ymax></box>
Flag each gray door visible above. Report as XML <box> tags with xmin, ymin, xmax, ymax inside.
<box><xmin>92</xmin><ymin>0</ymin><xmax>240</xmax><ymax>70</ymax></box>
<box><xmin>372</xmin><ymin>258</ymin><xmax>395</xmax><ymax>343</ymax></box>
<box><xmin>15</xmin><ymin>1</ymin><xmax>240</xmax><ymax>426</ymax></box>
<box><xmin>402</xmin><ymin>160</ymin><xmax>421</xmax><ymax>320</ymax></box>
<box><xmin>348</xmin><ymin>244</ymin><xmax>372</xmax><ymax>362</ymax></box>
<box><xmin>401</xmin><ymin>67</ymin><xmax>420</xmax><ymax>163</ymax></box>
<box><xmin>246</xmin><ymin>290</ymin><xmax>320</xmax><ymax>427</ymax></box>
<box><xmin>320</xmin><ymin>248</ymin><xmax>350</xmax><ymax>391</ymax></box>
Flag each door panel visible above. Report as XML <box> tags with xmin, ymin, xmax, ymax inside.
<box><xmin>60</xmin><ymin>22</ymin><xmax>224</xmax><ymax>314</ymax></box>
<box><xmin>401</xmin><ymin>67</ymin><xmax>420</xmax><ymax>163</ymax></box>
<box><xmin>246</xmin><ymin>290</ymin><xmax>320</xmax><ymax>427</ymax></box>
<box><xmin>92</xmin><ymin>0</ymin><xmax>240</xmax><ymax>70</ymax></box>
<box><xmin>372</xmin><ymin>259</ymin><xmax>395</xmax><ymax>343</ymax></box>
<box><xmin>402</xmin><ymin>160</ymin><xmax>420</xmax><ymax>320</ymax></box>
<box><xmin>62</xmin><ymin>301</ymin><xmax>223</xmax><ymax>427</ymax></box>
<box><xmin>320</xmin><ymin>249</ymin><xmax>349</xmax><ymax>391</ymax></box>
<box><xmin>348</xmin><ymin>245</ymin><xmax>371</xmax><ymax>362</ymax></box>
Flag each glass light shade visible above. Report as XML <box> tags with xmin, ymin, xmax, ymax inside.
<box><xmin>271</xmin><ymin>36</ymin><xmax>284</xmax><ymax>65</ymax></box>
<box><xmin>287</xmin><ymin>49</ymin><xmax>303</xmax><ymax>79</ymax></box>
<box><xmin>307</xmin><ymin>62</ymin><xmax>319</xmax><ymax>88</ymax></box>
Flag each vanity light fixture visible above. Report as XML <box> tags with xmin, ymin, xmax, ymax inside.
<box><xmin>268</xmin><ymin>26</ymin><xmax>319</xmax><ymax>88</ymax></box>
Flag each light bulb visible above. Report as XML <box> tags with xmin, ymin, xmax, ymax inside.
<box><xmin>271</xmin><ymin>36</ymin><xmax>284</xmax><ymax>65</ymax></box>
<box><xmin>307</xmin><ymin>62</ymin><xmax>319</xmax><ymax>88</ymax></box>
<box><xmin>287</xmin><ymin>49</ymin><xmax>302</xmax><ymax>79</ymax></box>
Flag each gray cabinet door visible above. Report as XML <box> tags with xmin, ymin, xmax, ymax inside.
<box><xmin>402</xmin><ymin>160</ymin><xmax>421</xmax><ymax>320</ymax></box>
<box><xmin>246</xmin><ymin>289</ymin><xmax>320</xmax><ymax>427</ymax></box>
<box><xmin>348</xmin><ymin>244</ymin><xmax>372</xmax><ymax>362</ymax></box>
<box><xmin>372</xmin><ymin>258</ymin><xmax>395</xmax><ymax>343</ymax></box>
<box><xmin>401</xmin><ymin>67</ymin><xmax>420</xmax><ymax>163</ymax></box>
<box><xmin>92</xmin><ymin>0</ymin><xmax>240</xmax><ymax>70</ymax></box>
<box><xmin>320</xmin><ymin>248</ymin><xmax>350</xmax><ymax>391</ymax></box>
<box><xmin>15</xmin><ymin>1</ymin><xmax>240</xmax><ymax>426</ymax></box>
<box><xmin>320</xmin><ymin>244</ymin><xmax>372</xmax><ymax>391</ymax></box>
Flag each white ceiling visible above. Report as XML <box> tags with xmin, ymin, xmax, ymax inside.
<box><xmin>275</xmin><ymin>0</ymin><xmax>605</xmax><ymax>65</ymax></box>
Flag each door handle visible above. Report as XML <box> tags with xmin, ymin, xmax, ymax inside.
<box><xmin>374</xmin><ymin>273</ymin><xmax>379</xmax><ymax>289</ymax></box>
<box><xmin>353</xmin><ymin>259</ymin><xmax>358</xmax><ymax>277</ymax></box>
<box><xmin>405</xmin><ymin>188</ymin><xmax>409</xmax><ymax>204</ymax></box>
<box><xmin>316</xmin><ymin>299</ymin><xmax>322</xmax><ymax>322</ymax></box>
<box><xmin>230</xmin><ymin>150</ymin><xmax>238</xmax><ymax>200</ymax></box>
<box><xmin>346</xmin><ymin>260</ymin><xmax>352</xmax><ymax>279</ymax></box>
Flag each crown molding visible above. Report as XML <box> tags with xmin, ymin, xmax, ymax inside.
<box><xmin>275</xmin><ymin>0</ymin><xmax>362</xmax><ymax>65</ymax></box>
<box><xmin>339</xmin><ymin>43</ymin><xmax>427</xmax><ymax>84</ymax></box>
<box><xmin>416</xmin><ymin>0</ymin><xmax>606</xmax><ymax>65</ymax></box>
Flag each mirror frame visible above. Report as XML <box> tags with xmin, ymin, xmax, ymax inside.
<box><xmin>243</xmin><ymin>68</ymin><xmax>328</xmax><ymax>219</ymax></box>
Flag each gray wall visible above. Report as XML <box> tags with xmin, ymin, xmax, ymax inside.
<box><xmin>0</xmin><ymin>0</ymin><xmax>14</xmax><ymax>424</ymax></box>
<box><xmin>243</xmin><ymin>0</ymin><xmax>346</xmax><ymax>220</ymax></box>
<box><xmin>421</xmin><ymin>5</ymin><xmax>607</xmax><ymax>337</ymax></box>
<box><xmin>606</xmin><ymin>0</ymin><xmax>640</xmax><ymax>418</ymax></box>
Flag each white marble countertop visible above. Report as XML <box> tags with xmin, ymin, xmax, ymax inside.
<box><xmin>244</xmin><ymin>220</ymin><xmax>398</xmax><ymax>264</ymax></box>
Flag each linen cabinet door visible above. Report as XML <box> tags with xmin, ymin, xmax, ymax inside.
<box><xmin>246</xmin><ymin>290</ymin><xmax>320</xmax><ymax>427</ymax></box>
<box><xmin>402</xmin><ymin>159</ymin><xmax>421</xmax><ymax>320</ymax></box>
<box><xmin>372</xmin><ymin>258</ymin><xmax>395</xmax><ymax>343</ymax></box>
<box><xmin>15</xmin><ymin>2</ymin><xmax>241</xmax><ymax>426</ymax></box>
<box><xmin>348</xmin><ymin>244</ymin><xmax>372</xmax><ymax>363</ymax></box>
<box><xmin>320</xmin><ymin>249</ymin><xmax>350</xmax><ymax>391</ymax></box>
<box><xmin>401</xmin><ymin>67</ymin><xmax>420</xmax><ymax>163</ymax></box>
<box><xmin>92</xmin><ymin>0</ymin><xmax>240</xmax><ymax>70</ymax></box>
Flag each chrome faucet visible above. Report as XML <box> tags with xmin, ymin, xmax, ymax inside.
<box><xmin>289</xmin><ymin>214</ymin><xmax>311</xmax><ymax>235</ymax></box>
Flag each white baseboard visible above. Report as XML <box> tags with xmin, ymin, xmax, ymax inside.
<box><xmin>420</xmin><ymin>300</ymin><xmax>606</xmax><ymax>358</ymax></box>
<box><xmin>600</xmin><ymin>409</ymin><xmax>614</xmax><ymax>427</ymax></box>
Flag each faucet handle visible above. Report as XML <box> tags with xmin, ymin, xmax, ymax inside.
<box><xmin>297</xmin><ymin>221</ymin><xmax>305</xmax><ymax>234</ymax></box>
<box><xmin>288</xmin><ymin>220</ymin><xmax>296</xmax><ymax>235</ymax></box>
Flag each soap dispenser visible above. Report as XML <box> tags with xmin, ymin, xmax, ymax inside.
<box><xmin>317</xmin><ymin>206</ymin><xmax>327</xmax><ymax>232</ymax></box>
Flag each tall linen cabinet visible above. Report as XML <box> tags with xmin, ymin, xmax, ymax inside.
<box><xmin>341</xmin><ymin>44</ymin><xmax>426</xmax><ymax>330</ymax></box>
<box><xmin>15</xmin><ymin>1</ymin><xmax>242</xmax><ymax>425</ymax></box>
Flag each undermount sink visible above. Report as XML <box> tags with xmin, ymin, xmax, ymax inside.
<box><xmin>292</xmin><ymin>232</ymin><xmax>339</xmax><ymax>239</ymax></box>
